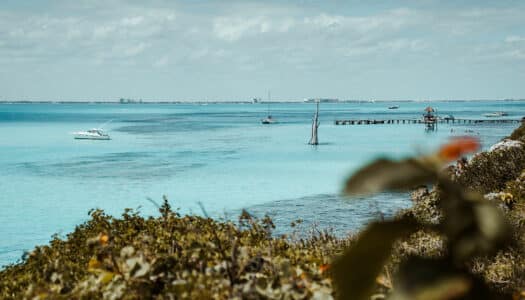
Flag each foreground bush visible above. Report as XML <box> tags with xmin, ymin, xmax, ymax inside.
<box><xmin>0</xmin><ymin>202</ymin><xmax>346</xmax><ymax>299</ymax></box>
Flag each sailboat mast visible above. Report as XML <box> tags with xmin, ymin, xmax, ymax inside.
<box><xmin>267</xmin><ymin>90</ymin><xmax>271</xmax><ymax>115</ymax></box>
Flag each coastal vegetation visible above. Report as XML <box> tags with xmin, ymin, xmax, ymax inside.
<box><xmin>3</xmin><ymin>124</ymin><xmax>525</xmax><ymax>299</ymax></box>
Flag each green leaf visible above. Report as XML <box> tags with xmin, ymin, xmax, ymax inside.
<box><xmin>332</xmin><ymin>216</ymin><xmax>420</xmax><ymax>300</ymax></box>
<box><xmin>343</xmin><ymin>158</ymin><xmax>436</xmax><ymax>196</ymax></box>
<box><xmin>389</xmin><ymin>257</ymin><xmax>504</xmax><ymax>300</ymax></box>
<box><xmin>437</xmin><ymin>180</ymin><xmax>511</xmax><ymax>261</ymax></box>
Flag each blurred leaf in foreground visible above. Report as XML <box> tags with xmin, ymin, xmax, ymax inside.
<box><xmin>437</xmin><ymin>180</ymin><xmax>511</xmax><ymax>262</ymax></box>
<box><xmin>343</xmin><ymin>158</ymin><xmax>436</xmax><ymax>196</ymax></box>
<box><xmin>390</xmin><ymin>257</ymin><xmax>505</xmax><ymax>300</ymax></box>
<box><xmin>343</xmin><ymin>137</ymin><xmax>480</xmax><ymax>196</ymax></box>
<box><xmin>337</xmin><ymin>136</ymin><xmax>512</xmax><ymax>300</ymax></box>
<box><xmin>332</xmin><ymin>216</ymin><xmax>420</xmax><ymax>300</ymax></box>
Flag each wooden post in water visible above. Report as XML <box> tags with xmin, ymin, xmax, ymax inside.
<box><xmin>308</xmin><ymin>101</ymin><xmax>320</xmax><ymax>145</ymax></box>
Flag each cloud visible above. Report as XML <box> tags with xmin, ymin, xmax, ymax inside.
<box><xmin>123</xmin><ymin>42</ymin><xmax>149</xmax><ymax>57</ymax></box>
<box><xmin>153</xmin><ymin>56</ymin><xmax>169</xmax><ymax>67</ymax></box>
<box><xmin>0</xmin><ymin>5</ymin><xmax>181</xmax><ymax>65</ymax></box>
<box><xmin>304</xmin><ymin>8</ymin><xmax>415</xmax><ymax>34</ymax></box>
<box><xmin>507</xmin><ymin>49</ymin><xmax>525</xmax><ymax>59</ymax></box>
<box><xmin>0</xmin><ymin>1</ymin><xmax>524</xmax><ymax>99</ymax></box>
<box><xmin>212</xmin><ymin>7</ymin><xmax>417</xmax><ymax>43</ymax></box>
<box><xmin>212</xmin><ymin>16</ymin><xmax>296</xmax><ymax>42</ymax></box>
<box><xmin>0</xmin><ymin>1</ymin><xmax>514</xmax><ymax>66</ymax></box>
<box><xmin>303</xmin><ymin>14</ymin><xmax>345</xmax><ymax>29</ymax></box>
<box><xmin>506</xmin><ymin>35</ymin><xmax>525</xmax><ymax>43</ymax></box>
<box><xmin>121</xmin><ymin>16</ymin><xmax>144</xmax><ymax>27</ymax></box>
<box><xmin>93</xmin><ymin>25</ymin><xmax>116</xmax><ymax>39</ymax></box>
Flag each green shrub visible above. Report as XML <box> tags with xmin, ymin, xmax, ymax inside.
<box><xmin>0</xmin><ymin>207</ymin><xmax>347</xmax><ymax>299</ymax></box>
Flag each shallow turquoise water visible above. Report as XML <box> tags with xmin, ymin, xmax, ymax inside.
<box><xmin>0</xmin><ymin>101</ymin><xmax>522</xmax><ymax>266</ymax></box>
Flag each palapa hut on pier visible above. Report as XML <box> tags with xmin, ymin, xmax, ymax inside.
<box><xmin>423</xmin><ymin>106</ymin><xmax>438</xmax><ymax>131</ymax></box>
<box><xmin>423</xmin><ymin>106</ymin><xmax>437</xmax><ymax>124</ymax></box>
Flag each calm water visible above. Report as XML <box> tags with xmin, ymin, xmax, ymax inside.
<box><xmin>0</xmin><ymin>101</ymin><xmax>522</xmax><ymax>266</ymax></box>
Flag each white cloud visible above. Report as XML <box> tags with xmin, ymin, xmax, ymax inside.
<box><xmin>304</xmin><ymin>14</ymin><xmax>345</xmax><ymax>29</ymax></box>
<box><xmin>93</xmin><ymin>25</ymin><xmax>116</xmax><ymax>39</ymax></box>
<box><xmin>304</xmin><ymin>8</ymin><xmax>415</xmax><ymax>34</ymax></box>
<box><xmin>506</xmin><ymin>35</ymin><xmax>525</xmax><ymax>43</ymax></box>
<box><xmin>210</xmin><ymin>7</ymin><xmax>419</xmax><ymax>50</ymax></box>
<box><xmin>343</xmin><ymin>39</ymin><xmax>427</xmax><ymax>57</ymax></box>
<box><xmin>508</xmin><ymin>49</ymin><xmax>525</xmax><ymax>59</ymax></box>
<box><xmin>123</xmin><ymin>42</ymin><xmax>149</xmax><ymax>57</ymax></box>
<box><xmin>212</xmin><ymin>16</ymin><xmax>278</xmax><ymax>42</ymax></box>
<box><xmin>121</xmin><ymin>16</ymin><xmax>144</xmax><ymax>27</ymax></box>
<box><xmin>153</xmin><ymin>56</ymin><xmax>169</xmax><ymax>67</ymax></box>
<box><xmin>66</xmin><ymin>28</ymin><xmax>83</xmax><ymax>40</ymax></box>
<box><xmin>187</xmin><ymin>48</ymin><xmax>228</xmax><ymax>61</ymax></box>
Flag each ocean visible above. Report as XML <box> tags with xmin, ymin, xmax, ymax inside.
<box><xmin>0</xmin><ymin>100</ymin><xmax>522</xmax><ymax>266</ymax></box>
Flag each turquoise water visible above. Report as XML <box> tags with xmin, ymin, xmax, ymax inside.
<box><xmin>0</xmin><ymin>101</ymin><xmax>523</xmax><ymax>266</ymax></box>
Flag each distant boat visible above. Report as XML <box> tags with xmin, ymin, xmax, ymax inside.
<box><xmin>442</xmin><ymin>114</ymin><xmax>455</xmax><ymax>121</ymax></box>
<box><xmin>73</xmin><ymin>129</ymin><xmax>110</xmax><ymax>140</ymax></box>
<box><xmin>261</xmin><ymin>115</ymin><xmax>277</xmax><ymax>124</ymax></box>
<box><xmin>261</xmin><ymin>90</ymin><xmax>277</xmax><ymax>124</ymax></box>
<box><xmin>388</xmin><ymin>105</ymin><xmax>400</xmax><ymax>109</ymax></box>
<box><xmin>483</xmin><ymin>112</ymin><xmax>508</xmax><ymax>117</ymax></box>
<box><xmin>261</xmin><ymin>104</ymin><xmax>278</xmax><ymax>124</ymax></box>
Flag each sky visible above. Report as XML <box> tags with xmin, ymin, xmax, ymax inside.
<box><xmin>0</xmin><ymin>0</ymin><xmax>524</xmax><ymax>101</ymax></box>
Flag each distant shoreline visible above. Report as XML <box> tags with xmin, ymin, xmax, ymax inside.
<box><xmin>1</xmin><ymin>99</ymin><xmax>525</xmax><ymax>104</ymax></box>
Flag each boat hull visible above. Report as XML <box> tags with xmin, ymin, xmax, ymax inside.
<box><xmin>74</xmin><ymin>134</ymin><xmax>110</xmax><ymax>140</ymax></box>
<box><xmin>483</xmin><ymin>112</ymin><xmax>508</xmax><ymax>117</ymax></box>
<box><xmin>261</xmin><ymin>119</ymin><xmax>277</xmax><ymax>124</ymax></box>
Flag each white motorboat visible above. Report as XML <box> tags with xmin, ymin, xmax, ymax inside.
<box><xmin>261</xmin><ymin>115</ymin><xmax>277</xmax><ymax>124</ymax></box>
<box><xmin>483</xmin><ymin>112</ymin><xmax>508</xmax><ymax>117</ymax></box>
<box><xmin>73</xmin><ymin>129</ymin><xmax>111</xmax><ymax>140</ymax></box>
<box><xmin>388</xmin><ymin>105</ymin><xmax>399</xmax><ymax>109</ymax></box>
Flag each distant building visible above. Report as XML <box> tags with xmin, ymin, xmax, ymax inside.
<box><xmin>119</xmin><ymin>98</ymin><xmax>139</xmax><ymax>104</ymax></box>
<box><xmin>304</xmin><ymin>98</ymin><xmax>339</xmax><ymax>103</ymax></box>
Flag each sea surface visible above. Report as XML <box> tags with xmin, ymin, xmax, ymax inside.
<box><xmin>0</xmin><ymin>101</ymin><xmax>523</xmax><ymax>266</ymax></box>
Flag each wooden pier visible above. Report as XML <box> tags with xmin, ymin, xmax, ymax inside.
<box><xmin>334</xmin><ymin>119</ymin><xmax>523</xmax><ymax>125</ymax></box>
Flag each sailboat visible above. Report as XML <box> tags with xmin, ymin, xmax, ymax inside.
<box><xmin>261</xmin><ymin>90</ymin><xmax>277</xmax><ymax>124</ymax></box>
<box><xmin>308</xmin><ymin>101</ymin><xmax>320</xmax><ymax>145</ymax></box>
<box><xmin>260</xmin><ymin>102</ymin><xmax>277</xmax><ymax>124</ymax></box>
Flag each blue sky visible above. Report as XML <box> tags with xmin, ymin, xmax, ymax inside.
<box><xmin>0</xmin><ymin>0</ymin><xmax>524</xmax><ymax>101</ymax></box>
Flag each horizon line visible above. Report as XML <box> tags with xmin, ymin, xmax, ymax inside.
<box><xmin>1</xmin><ymin>98</ymin><xmax>525</xmax><ymax>104</ymax></box>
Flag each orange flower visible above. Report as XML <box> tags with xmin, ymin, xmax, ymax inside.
<box><xmin>99</xmin><ymin>234</ymin><xmax>109</xmax><ymax>245</ymax></box>
<box><xmin>438</xmin><ymin>136</ymin><xmax>480</xmax><ymax>161</ymax></box>
<box><xmin>319</xmin><ymin>263</ymin><xmax>330</xmax><ymax>274</ymax></box>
